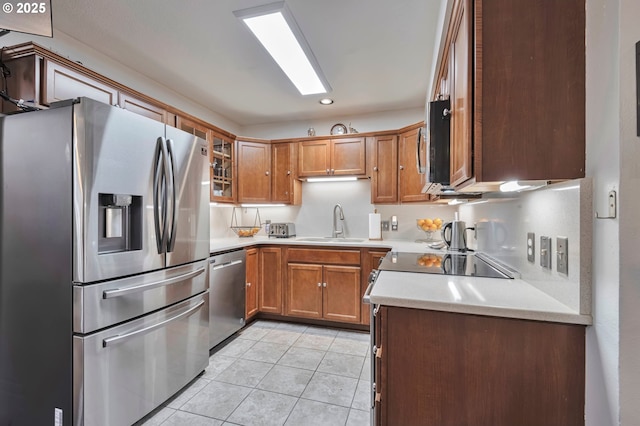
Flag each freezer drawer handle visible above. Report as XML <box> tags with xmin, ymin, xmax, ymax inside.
<box><xmin>102</xmin><ymin>299</ymin><xmax>205</xmax><ymax>348</ymax></box>
<box><xmin>211</xmin><ymin>259</ymin><xmax>243</xmax><ymax>271</ymax></box>
<box><xmin>102</xmin><ymin>267</ymin><xmax>205</xmax><ymax>299</ymax></box>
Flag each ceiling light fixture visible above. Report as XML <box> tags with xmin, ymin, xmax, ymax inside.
<box><xmin>319</xmin><ymin>98</ymin><xmax>333</xmax><ymax>105</ymax></box>
<box><xmin>234</xmin><ymin>2</ymin><xmax>331</xmax><ymax>96</ymax></box>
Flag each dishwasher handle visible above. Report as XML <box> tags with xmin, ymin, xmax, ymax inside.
<box><xmin>211</xmin><ymin>259</ymin><xmax>243</xmax><ymax>271</ymax></box>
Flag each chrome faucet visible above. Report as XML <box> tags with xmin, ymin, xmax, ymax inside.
<box><xmin>332</xmin><ymin>204</ymin><xmax>345</xmax><ymax>238</ymax></box>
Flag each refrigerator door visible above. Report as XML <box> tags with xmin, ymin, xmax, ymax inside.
<box><xmin>74</xmin><ymin>292</ymin><xmax>209</xmax><ymax>426</ymax></box>
<box><xmin>74</xmin><ymin>98</ymin><xmax>166</xmax><ymax>283</ymax></box>
<box><xmin>164</xmin><ymin>125</ymin><xmax>210</xmax><ymax>267</ymax></box>
<box><xmin>73</xmin><ymin>260</ymin><xmax>208</xmax><ymax>334</ymax></box>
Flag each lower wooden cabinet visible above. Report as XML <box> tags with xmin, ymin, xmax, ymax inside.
<box><xmin>375</xmin><ymin>306</ymin><xmax>586</xmax><ymax>426</ymax></box>
<box><xmin>259</xmin><ymin>247</ymin><xmax>283</xmax><ymax>314</ymax></box>
<box><xmin>245</xmin><ymin>248</ymin><xmax>259</xmax><ymax>319</ymax></box>
<box><xmin>286</xmin><ymin>263</ymin><xmax>361</xmax><ymax>323</ymax></box>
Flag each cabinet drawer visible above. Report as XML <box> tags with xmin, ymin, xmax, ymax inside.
<box><xmin>288</xmin><ymin>248</ymin><xmax>360</xmax><ymax>265</ymax></box>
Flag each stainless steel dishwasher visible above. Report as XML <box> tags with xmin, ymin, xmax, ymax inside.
<box><xmin>208</xmin><ymin>249</ymin><xmax>246</xmax><ymax>349</ymax></box>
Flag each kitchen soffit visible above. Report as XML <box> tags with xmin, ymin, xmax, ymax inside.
<box><xmin>49</xmin><ymin>0</ymin><xmax>441</xmax><ymax>126</ymax></box>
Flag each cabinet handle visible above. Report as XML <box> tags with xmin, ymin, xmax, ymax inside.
<box><xmin>246</xmin><ymin>282</ymin><xmax>251</xmax><ymax>287</ymax></box>
<box><xmin>376</xmin><ymin>346</ymin><xmax>383</xmax><ymax>358</ymax></box>
<box><xmin>375</xmin><ymin>392</ymin><xmax>382</xmax><ymax>403</ymax></box>
<box><xmin>373</xmin><ymin>166</ymin><xmax>378</xmax><ymax>171</ymax></box>
<box><xmin>443</xmin><ymin>108</ymin><xmax>451</xmax><ymax>117</ymax></box>
<box><xmin>287</xmin><ymin>170</ymin><xmax>291</xmax><ymax>175</ymax></box>
<box><xmin>399</xmin><ymin>165</ymin><xmax>404</xmax><ymax>170</ymax></box>
<box><xmin>317</xmin><ymin>282</ymin><xmax>322</xmax><ymax>287</ymax></box>
<box><xmin>330</xmin><ymin>169</ymin><xmax>335</xmax><ymax>174</ymax></box>
<box><xmin>326</xmin><ymin>168</ymin><xmax>330</xmax><ymax>174</ymax></box>
<box><xmin>265</xmin><ymin>171</ymin><xmax>270</xmax><ymax>176</ymax></box>
<box><xmin>323</xmin><ymin>282</ymin><xmax>327</xmax><ymax>287</ymax></box>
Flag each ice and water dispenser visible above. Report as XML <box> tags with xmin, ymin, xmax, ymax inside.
<box><xmin>98</xmin><ymin>193</ymin><xmax>142</xmax><ymax>253</ymax></box>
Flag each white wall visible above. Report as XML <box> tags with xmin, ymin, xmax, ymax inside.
<box><xmin>0</xmin><ymin>30</ymin><xmax>242</xmax><ymax>134</ymax></box>
<box><xmin>585</xmin><ymin>0</ymin><xmax>621</xmax><ymax>424</ymax></box>
<box><xmin>617</xmin><ymin>0</ymin><xmax>640</xmax><ymax>424</ymax></box>
<box><xmin>210</xmin><ymin>179</ymin><xmax>456</xmax><ymax>240</ymax></box>
<box><xmin>238</xmin><ymin>107</ymin><xmax>425</xmax><ymax>140</ymax></box>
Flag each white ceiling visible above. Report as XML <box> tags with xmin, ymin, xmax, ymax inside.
<box><xmin>51</xmin><ymin>0</ymin><xmax>442</xmax><ymax>127</ymax></box>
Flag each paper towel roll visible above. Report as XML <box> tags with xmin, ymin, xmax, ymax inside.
<box><xmin>368</xmin><ymin>213</ymin><xmax>382</xmax><ymax>240</ymax></box>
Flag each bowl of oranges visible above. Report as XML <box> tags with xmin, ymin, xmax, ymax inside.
<box><xmin>416</xmin><ymin>218</ymin><xmax>443</xmax><ymax>241</ymax></box>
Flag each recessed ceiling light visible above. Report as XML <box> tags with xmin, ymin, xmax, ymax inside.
<box><xmin>319</xmin><ymin>98</ymin><xmax>334</xmax><ymax>105</ymax></box>
<box><xmin>234</xmin><ymin>2</ymin><xmax>331</xmax><ymax>96</ymax></box>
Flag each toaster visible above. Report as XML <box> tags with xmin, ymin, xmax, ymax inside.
<box><xmin>269</xmin><ymin>222</ymin><xmax>296</xmax><ymax>238</ymax></box>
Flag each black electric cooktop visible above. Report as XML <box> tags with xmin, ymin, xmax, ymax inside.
<box><xmin>377</xmin><ymin>251</ymin><xmax>513</xmax><ymax>279</ymax></box>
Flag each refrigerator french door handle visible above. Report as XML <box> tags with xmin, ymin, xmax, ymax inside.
<box><xmin>102</xmin><ymin>299</ymin><xmax>205</xmax><ymax>348</ymax></box>
<box><xmin>158</xmin><ymin>137</ymin><xmax>171</xmax><ymax>253</ymax></box>
<box><xmin>101</xmin><ymin>267</ymin><xmax>206</xmax><ymax>299</ymax></box>
<box><xmin>166</xmin><ymin>138</ymin><xmax>178</xmax><ymax>252</ymax></box>
<box><xmin>152</xmin><ymin>137</ymin><xmax>165</xmax><ymax>254</ymax></box>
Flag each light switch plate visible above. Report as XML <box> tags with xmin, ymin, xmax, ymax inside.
<box><xmin>527</xmin><ymin>232</ymin><xmax>535</xmax><ymax>263</ymax></box>
<box><xmin>557</xmin><ymin>237</ymin><xmax>568</xmax><ymax>274</ymax></box>
<box><xmin>381</xmin><ymin>221</ymin><xmax>390</xmax><ymax>231</ymax></box>
<box><xmin>540</xmin><ymin>236</ymin><xmax>552</xmax><ymax>269</ymax></box>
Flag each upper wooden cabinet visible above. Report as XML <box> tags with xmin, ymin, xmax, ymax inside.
<box><xmin>298</xmin><ymin>137</ymin><xmax>366</xmax><ymax>177</ymax></box>
<box><xmin>119</xmin><ymin>92</ymin><xmax>168</xmax><ymax>124</ymax></box>
<box><xmin>237</xmin><ymin>140</ymin><xmax>271</xmax><ymax>203</ymax></box>
<box><xmin>271</xmin><ymin>142</ymin><xmax>301</xmax><ymax>205</ymax></box>
<box><xmin>398</xmin><ymin>126</ymin><xmax>429</xmax><ymax>202</ymax></box>
<box><xmin>43</xmin><ymin>59</ymin><xmax>118</xmax><ymax>107</ymax></box>
<box><xmin>436</xmin><ymin>0</ymin><xmax>585</xmax><ymax>191</ymax></box>
<box><xmin>368</xmin><ymin>135</ymin><xmax>398</xmax><ymax>204</ymax></box>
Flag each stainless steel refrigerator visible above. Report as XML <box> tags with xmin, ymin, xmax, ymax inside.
<box><xmin>0</xmin><ymin>97</ymin><xmax>211</xmax><ymax>426</ymax></box>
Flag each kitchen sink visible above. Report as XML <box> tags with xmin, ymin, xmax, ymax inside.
<box><xmin>296</xmin><ymin>237</ymin><xmax>366</xmax><ymax>243</ymax></box>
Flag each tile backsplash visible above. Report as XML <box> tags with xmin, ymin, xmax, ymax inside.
<box><xmin>458</xmin><ymin>178</ymin><xmax>592</xmax><ymax>314</ymax></box>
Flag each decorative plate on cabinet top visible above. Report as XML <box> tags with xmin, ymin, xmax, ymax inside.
<box><xmin>330</xmin><ymin>123</ymin><xmax>347</xmax><ymax>135</ymax></box>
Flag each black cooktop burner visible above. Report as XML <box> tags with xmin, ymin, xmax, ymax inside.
<box><xmin>377</xmin><ymin>251</ymin><xmax>512</xmax><ymax>279</ymax></box>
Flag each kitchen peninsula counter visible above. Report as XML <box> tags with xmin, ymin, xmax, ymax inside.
<box><xmin>209</xmin><ymin>236</ymin><xmax>592</xmax><ymax>326</ymax></box>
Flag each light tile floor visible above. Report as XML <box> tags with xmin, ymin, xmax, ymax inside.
<box><xmin>137</xmin><ymin>320</ymin><xmax>371</xmax><ymax>426</ymax></box>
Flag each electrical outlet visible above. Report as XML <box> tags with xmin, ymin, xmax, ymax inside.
<box><xmin>557</xmin><ymin>237</ymin><xmax>568</xmax><ymax>274</ymax></box>
<box><xmin>527</xmin><ymin>232</ymin><xmax>535</xmax><ymax>262</ymax></box>
<box><xmin>540</xmin><ymin>236</ymin><xmax>552</xmax><ymax>269</ymax></box>
<box><xmin>381</xmin><ymin>221</ymin><xmax>390</xmax><ymax>231</ymax></box>
<box><xmin>391</xmin><ymin>215</ymin><xmax>398</xmax><ymax>231</ymax></box>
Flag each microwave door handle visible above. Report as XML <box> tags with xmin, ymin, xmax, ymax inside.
<box><xmin>166</xmin><ymin>138</ymin><xmax>177</xmax><ymax>253</ymax></box>
<box><xmin>153</xmin><ymin>137</ymin><xmax>164</xmax><ymax>254</ymax></box>
<box><xmin>416</xmin><ymin>127</ymin><xmax>425</xmax><ymax>174</ymax></box>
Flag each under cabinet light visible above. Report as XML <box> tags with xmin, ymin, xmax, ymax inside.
<box><xmin>241</xmin><ymin>204</ymin><xmax>286</xmax><ymax>208</ymax></box>
<box><xmin>499</xmin><ymin>180</ymin><xmax>548</xmax><ymax>193</ymax></box>
<box><xmin>306</xmin><ymin>176</ymin><xmax>358</xmax><ymax>183</ymax></box>
<box><xmin>234</xmin><ymin>2</ymin><xmax>330</xmax><ymax>95</ymax></box>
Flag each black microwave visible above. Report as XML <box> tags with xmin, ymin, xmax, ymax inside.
<box><xmin>427</xmin><ymin>98</ymin><xmax>451</xmax><ymax>186</ymax></box>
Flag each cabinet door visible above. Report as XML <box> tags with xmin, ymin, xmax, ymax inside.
<box><xmin>298</xmin><ymin>140</ymin><xmax>331</xmax><ymax>176</ymax></box>
<box><xmin>259</xmin><ymin>247</ymin><xmax>282</xmax><ymax>314</ymax></box>
<box><xmin>370</xmin><ymin>136</ymin><xmax>398</xmax><ymax>203</ymax></box>
<box><xmin>398</xmin><ymin>127</ymin><xmax>429</xmax><ymax>202</ymax></box>
<box><xmin>118</xmin><ymin>92</ymin><xmax>167</xmax><ymax>124</ymax></box>
<box><xmin>449</xmin><ymin>0</ymin><xmax>473</xmax><ymax>187</ymax></box>
<box><xmin>323</xmin><ymin>265</ymin><xmax>361</xmax><ymax>323</ymax></box>
<box><xmin>286</xmin><ymin>263</ymin><xmax>323</xmax><ymax>319</ymax></box>
<box><xmin>211</xmin><ymin>133</ymin><xmax>235</xmax><ymax>203</ymax></box>
<box><xmin>331</xmin><ymin>137</ymin><xmax>366</xmax><ymax>175</ymax></box>
<box><xmin>237</xmin><ymin>141</ymin><xmax>271</xmax><ymax>203</ymax></box>
<box><xmin>271</xmin><ymin>142</ymin><xmax>299</xmax><ymax>204</ymax></box>
<box><xmin>43</xmin><ymin>59</ymin><xmax>118</xmax><ymax>106</ymax></box>
<box><xmin>245</xmin><ymin>248</ymin><xmax>259</xmax><ymax>319</ymax></box>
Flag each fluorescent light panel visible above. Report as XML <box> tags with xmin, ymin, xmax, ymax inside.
<box><xmin>234</xmin><ymin>2</ymin><xmax>330</xmax><ymax>95</ymax></box>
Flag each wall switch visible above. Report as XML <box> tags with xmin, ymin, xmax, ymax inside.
<box><xmin>381</xmin><ymin>221</ymin><xmax>390</xmax><ymax>231</ymax></box>
<box><xmin>527</xmin><ymin>232</ymin><xmax>535</xmax><ymax>262</ymax></box>
<box><xmin>557</xmin><ymin>237</ymin><xmax>568</xmax><ymax>275</ymax></box>
<box><xmin>540</xmin><ymin>236</ymin><xmax>552</xmax><ymax>269</ymax></box>
<box><xmin>391</xmin><ymin>215</ymin><xmax>398</xmax><ymax>231</ymax></box>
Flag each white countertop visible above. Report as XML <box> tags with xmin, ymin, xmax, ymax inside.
<box><xmin>209</xmin><ymin>236</ymin><xmax>592</xmax><ymax>326</ymax></box>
